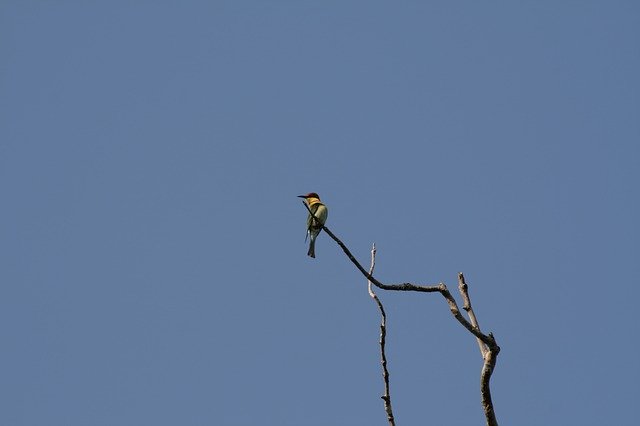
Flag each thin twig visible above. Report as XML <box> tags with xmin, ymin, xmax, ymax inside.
<box><xmin>458</xmin><ymin>272</ymin><xmax>487</xmax><ymax>357</ymax></box>
<box><xmin>367</xmin><ymin>244</ymin><xmax>395</xmax><ymax>426</ymax></box>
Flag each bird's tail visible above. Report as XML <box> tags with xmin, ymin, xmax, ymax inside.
<box><xmin>307</xmin><ymin>235</ymin><xmax>316</xmax><ymax>258</ymax></box>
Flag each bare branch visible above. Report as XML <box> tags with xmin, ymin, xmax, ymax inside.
<box><xmin>458</xmin><ymin>272</ymin><xmax>487</xmax><ymax>357</ymax></box>
<box><xmin>366</xmin><ymin>244</ymin><xmax>395</xmax><ymax>426</ymax></box>
<box><xmin>314</xmin><ymin>218</ymin><xmax>496</xmax><ymax>347</ymax></box>
<box><xmin>457</xmin><ymin>273</ymin><xmax>500</xmax><ymax>426</ymax></box>
<box><xmin>481</xmin><ymin>338</ymin><xmax>500</xmax><ymax>426</ymax></box>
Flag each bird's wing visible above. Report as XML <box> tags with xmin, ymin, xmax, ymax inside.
<box><xmin>315</xmin><ymin>204</ymin><xmax>328</xmax><ymax>225</ymax></box>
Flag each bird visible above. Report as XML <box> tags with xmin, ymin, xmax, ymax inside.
<box><xmin>297</xmin><ymin>192</ymin><xmax>328</xmax><ymax>258</ymax></box>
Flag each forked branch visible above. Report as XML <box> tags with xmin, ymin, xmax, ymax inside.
<box><xmin>301</xmin><ymin>200</ymin><xmax>500</xmax><ymax>425</ymax></box>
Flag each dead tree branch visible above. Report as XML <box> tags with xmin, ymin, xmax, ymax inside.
<box><xmin>366</xmin><ymin>243</ymin><xmax>395</xmax><ymax>426</ymax></box>
<box><xmin>300</xmin><ymin>201</ymin><xmax>501</xmax><ymax>426</ymax></box>
<box><xmin>458</xmin><ymin>272</ymin><xmax>487</xmax><ymax>357</ymax></box>
<box><xmin>457</xmin><ymin>272</ymin><xmax>499</xmax><ymax>425</ymax></box>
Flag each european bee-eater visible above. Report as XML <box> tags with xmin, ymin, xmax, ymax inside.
<box><xmin>298</xmin><ymin>192</ymin><xmax>328</xmax><ymax>258</ymax></box>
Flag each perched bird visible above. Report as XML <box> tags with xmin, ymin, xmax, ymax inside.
<box><xmin>298</xmin><ymin>192</ymin><xmax>328</xmax><ymax>258</ymax></box>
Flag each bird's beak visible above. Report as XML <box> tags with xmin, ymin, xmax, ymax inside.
<box><xmin>297</xmin><ymin>195</ymin><xmax>307</xmax><ymax>198</ymax></box>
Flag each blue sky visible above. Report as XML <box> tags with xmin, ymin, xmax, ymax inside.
<box><xmin>1</xmin><ymin>1</ymin><xmax>638</xmax><ymax>425</ymax></box>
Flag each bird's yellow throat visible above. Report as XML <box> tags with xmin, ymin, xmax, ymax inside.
<box><xmin>307</xmin><ymin>197</ymin><xmax>322</xmax><ymax>207</ymax></box>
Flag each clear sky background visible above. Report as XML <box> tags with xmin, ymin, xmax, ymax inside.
<box><xmin>1</xmin><ymin>1</ymin><xmax>638</xmax><ymax>425</ymax></box>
